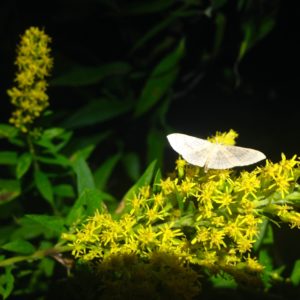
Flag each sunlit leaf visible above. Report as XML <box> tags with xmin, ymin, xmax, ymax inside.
<box><xmin>2</xmin><ymin>239</ymin><xmax>35</xmax><ymax>255</ymax></box>
<box><xmin>66</xmin><ymin>189</ymin><xmax>112</xmax><ymax>225</ymax></box>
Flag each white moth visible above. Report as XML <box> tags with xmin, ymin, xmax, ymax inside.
<box><xmin>167</xmin><ymin>133</ymin><xmax>266</xmax><ymax>171</ymax></box>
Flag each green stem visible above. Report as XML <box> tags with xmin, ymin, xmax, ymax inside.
<box><xmin>0</xmin><ymin>245</ymin><xmax>72</xmax><ymax>268</ymax></box>
<box><xmin>26</xmin><ymin>134</ymin><xmax>39</xmax><ymax>172</ymax></box>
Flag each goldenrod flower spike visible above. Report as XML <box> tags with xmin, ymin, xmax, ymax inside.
<box><xmin>7</xmin><ymin>27</ymin><xmax>53</xmax><ymax>133</ymax></box>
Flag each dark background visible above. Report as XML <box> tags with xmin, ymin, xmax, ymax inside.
<box><xmin>1</xmin><ymin>0</ymin><xmax>299</xmax><ymax>164</ymax></box>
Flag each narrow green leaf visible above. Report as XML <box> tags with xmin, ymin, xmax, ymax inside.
<box><xmin>51</xmin><ymin>62</ymin><xmax>131</xmax><ymax>86</ymax></box>
<box><xmin>135</xmin><ymin>39</ymin><xmax>185</xmax><ymax>117</ymax></box>
<box><xmin>61</xmin><ymin>98</ymin><xmax>133</xmax><ymax>129</ymax></box>
<box><xmin>94</xmin><ymin>153</ymin><xmax>121</xmax><ymax>190</ymax></box>
<box><xmin>0</xmin><ymin>266</ymin><xmax>14</xmax><ymax>300</ymax></box>
<box><xmin>72</xmin><ymin>157</ymin><xmax>95</xmax><ymax>195</ymax></box>
<box><xmin>122</xmin><ymin>152</ymin><xmax>141</xmax><ymax>182</ymax></box>
<box><xmin>53</xmin><ymin>184</ymin><xmax>75</xmax><ymax>198</ymax></box>
<box><xmin>0</xmin><ymin>152</ymin><xmax>17</xmax><ymax>165</ymax></box>
<box><xmin>34</xmin><ymin>170</ymin><xmax>54</xmax><ymax>205</ymax></box>
<box><xmin>0</xmin><ymin>179</ymin><xmax>21</xmax><ymax>205</ymax></box>
<box><xmin>2</xmin><ymin>239</ymin><xmax>35</xmax><ymax>255</ymax></box>
<box><xmin>66</xmin><ymin>189</ymin><xmax>112</xmax><ymax>225</ymax></box>
<box><xmin>122</xmin><ymin>160</ymin><xmax>157</xmax><ymax>207</ymax></box>
<box><xmin>290</xmin><ymin>259</ymin><xmax>300</xmax><ymax>285</ymax></box>
<box><xmin>146</xmin><ymin>128</ymin><xmax>165</xmax><ymax>169</ymax></box>
<box><xmin>22</xmin><ymin>214</ymin><xmax>65</xmax><ymax>236</ymax></box>
<box><xmin>16</xmin><ymin>153</ymin><xmax>32</xmax><ymax>179</ymax></box>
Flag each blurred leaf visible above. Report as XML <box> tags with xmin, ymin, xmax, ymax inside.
<box><xmin>34</xmin><ymin>170</ymin><xmax>54</xmax><ymax>205</ymax></box>
<box><xmin>36</xmin><ymin>154</ymin><xmax>70</xmax><ymax>167</ymax></box>
<box><xmin>122</xmin><ymin>160</ymin><xmax>157</xmax><ymax>206</ymax></box>
<box><xmin>39</xmin><ymin>257</ymin><xmax>55</xmax><ymax>278</ymax></box>
<box><xmin>130</xmin><ymin>17</ymin><xmax>175</xmax><ymax>53</ymax></box>
<box><xmin>212</xmin><ymin>0</ymin><xmax>227</xmax><ymax>10</ymax></box>
<box><xmin>72</xmin><ymin>157</ymin><xmax>95</xmax><ymax>195</ymax></box>
<box><xmin>61</xmin><ymin>98</ymin><xmax>133</xmax><ymax>129</ymax></box>
<box><xmin>66</xmin><ymin>189</ymin><xmax>110</xmax><ymax>225</ymax></box>
<box><xmin>0</xmin><ymin>179</ymin><xmax>20</xmax><ymax>205</ymax></box>
<box><xmin>147</xmin><ymin>128</ymin><xmax>165</xmax><ymax>169</ymax></box>
<box><xmin>121</xmin><ymin>0</ymin><xmax>174</xmax><ymax>15</ymax></box>
<box><xmin>35</xmin><ymin>128</ymin><xmax>72</xmax><ymax>153</ymax></box>
<box><xmin>21</xmin><ymin>215</ymin><xmax>65</xmax><ymax>236</ymax></box>
<box><xmin>94</xmin><ymin>153</ymin><xmax>121</xmax><ymax>190</ymax></box>
<box><xmin>0</xmin><ymin>124</ymin><xmax>18</xmax><ymax>139</ymax></box>
<box><xmin>0</xmin><ymin>152</ymin><xmax>17</xmax><ymax>165</ymax></box>
<box><xmin>259</xmin><ymin>249</ymin><xmax>273</xmax><ymax>288</ymax></box>
<box><xmin>212</xmin><ymin>13</ymin><xmax>226</xmax><ymax>57</ymax></box>
<box><xmin>134</xmin><ymin>39</ymin><xmax>185</xmax><ymax>117</ymax></box>
<box><xmin>71</xmin><ymin>145</ymin><xmax>95</xmax><ymax>162</ymax></box>
<box><xmin>239</xmin><ymin>17</ymin><xmax>276</xmax><ymax>61</ymax></box>
<box><xmin>53</xmin><ymin>184</ymin><xmax>75</xmax><ymax>198</ymax></box>
<box><xmin>210</xmin><ymin>274</ymin><xmax>237</xmax><ymax>288</ymax></box>
<box><xmin>253</xmin><ymin>220</ymin><xmax>273</xmax><ymax>251</ymax></box>
<box><xmin>2</xmin><ymin>239</ymin><xmax>35</xmax><ymax>255</ymax></box>
<box><xmin>64</xmin><ymin>131</ymin><xmax>111</xmax><ymax>155</ymax></box>
<box><xmin>51</xmin><ymin>62</ymin><xmax>131</xmax><ymax>86</ymax></box>
<box><xmin>16</xmin><ymin>153</ymin><xmax>32</xmax><ymax>179</ymax></box>
<box><xmin>122</xmin><ymin>152</ymin><xmax>141</xmax><ymax>182</ymax></box>
<box><xmin>0</xmin><ymin>266</ymin><xmax>14</xmax><ymax>300</ymax></box>
<box><xmin>290</xmin><ymin>259</ymin><xmax>300</xmax><ymax>286</ymax></box>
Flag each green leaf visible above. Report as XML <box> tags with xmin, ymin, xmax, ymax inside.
<box><xmin>146</xmin><ymin>128</ymin><xmax>165</xmax><ymax>169</ymax></box>
<box><xmin>122</xmin><ymin>152</ymin><xmax>141</xmax><ymax>182</ymax></box>
<box><xmin>0</xmin><ymin>179</ymin><xmax>21</xmax><ymax>205</ymax></box>
<box><xmin>21</xmin><ymin>214</ymin><xmax>65</xmax><ymax>236</ymax></box>
<box><xmin>122</xmin><ymin>160</ymin><xmax>157</xmax><ymax>208</ymax></box>
<box><xmin>51</xmin><ymin>62</ymin><xmax>131</xmax><ymax>86</ymax></box>
<box><xmin>36</xmin><ymin>154</ymin><xmax>70</xmax><ymax>167</ymax></box>
<box><xmin>0</xmin><ymin>152</ymin><xmax>17</xmax><ymax>165</ymax></box>
<box><xmin>39</xmin><ymin>257</ymin><xmax>55</xmax><ymax>277</ymax></box>
<box><xmin>66</xmin><ymin>189</ymin><xmax>111</xmax><ymax>225</ymax></box>
<box><xmin>134</xmin><ymin>39</ymin><xmax>185</xmax><ymax>117</ymax></box>
<box><xmin>290</xmin><ymin>259</ymin><xmax>300</xmax><ymax>286</ymax></box>
<box><xmin>61</xmin><ymin>98</ymin><xmax>133</xmax><ymax>129</ymax></box>
<box><xmin>53</xmin><ymin>184</ymin><xmax>75</xmax><ymax>198</ymax></box>
<box><xmin>121</xmin><ymin>0</ymin><xmax>174</xmax><ymax>15</ymax></box>
<box><xmin>0</xmin><ymin>266</ymin><xmax>14</xmax><ymax>300</ymax></box>
<box><xmin>2</xmin><ymin>239</ymin><xmax>35</xmax><ymax>255</ymax></box>
<box><xmin>72</xmin><ymin>156</ymin><xmax>95</xmax><ymax>195</ymax></box>
<box><xmin>16</xmin><ymin>153</ymin><xmax>32</xmax><ymax>179</ymax></box>
<box><xmin>94</xmin><ymin>153</ymin><xmax>121</xmax><ymax>190</ymax></box>
<box><xmin>35</xmin><ymin>128</ymin><xmax>72</xmax><ymax>153</ymax></box>
<box><xmin>34</xmin><ymin>170</ymin><xmax>54</xmax><ymax>205</ymax></box>
<box><xmin>0</xmin><ymin>124</ymin><xmax>18</xmax><ymax>139</ymax></box>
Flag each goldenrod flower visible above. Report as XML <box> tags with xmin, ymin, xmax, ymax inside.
<box><xmin>7</xmin><ymin>27</ymin><xmax>53</xmax><ymax>132</ymax></box>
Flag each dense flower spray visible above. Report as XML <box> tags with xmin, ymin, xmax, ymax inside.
<box><xmin>7</xmin><ymin>27</ymin><xmax>53</xmax><ymax>133</ymax></box>
<box><xmin>63</xmin><ymin>130</ymin><xmax>300</xmax><ymax>296</ymax></box>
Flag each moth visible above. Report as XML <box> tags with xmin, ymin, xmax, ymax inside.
<box><xmin>167</xmin><ymin>133</ymin><xmax>266</xmax><ymax>171</ymax></box>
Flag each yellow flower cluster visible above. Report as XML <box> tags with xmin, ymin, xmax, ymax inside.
<box><xmin>64</xmin><ymin>130</ymin><xmax>300</xmax><ymax>286</ymax></box>
<box><xmin>7</xmin><ymin>27</ymin><xmax>53</xmax><ymax>133</ymax></box>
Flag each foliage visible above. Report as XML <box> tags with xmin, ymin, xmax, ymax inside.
<box><xmin>1</xmin><ymin>1</ymin><xmax>299</xmax><ymax>299</ymax></box>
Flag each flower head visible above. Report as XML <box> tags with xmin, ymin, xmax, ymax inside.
<box><xmin>7</xmin><ymin>27</ymin><xmax>53</xmax><ymax>133</ymax></box>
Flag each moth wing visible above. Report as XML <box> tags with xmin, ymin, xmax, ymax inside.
<box><xmin>223</xmin><ymin>145</ymin><xmax>266</xmax><ymax>166</ymax></box>
<box><xmin>210</xmin><ymin>145</ymin><xmax>266</xmax><ymax>168</ymax></box>
<box><xmin>167</xmin><ymin>133</ymin><xmax>212</xmax><ymax>167</ymax></box>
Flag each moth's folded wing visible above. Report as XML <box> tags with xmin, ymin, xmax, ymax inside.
<box><xmin>222</xmin><ymin>145</ymin><xmax>266</xmax><ymax>167</ymax></box>
<box><xmin>167</xmin><ymin>133</ymin><xmax>211</xmax><ymax>167</ymax></box>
